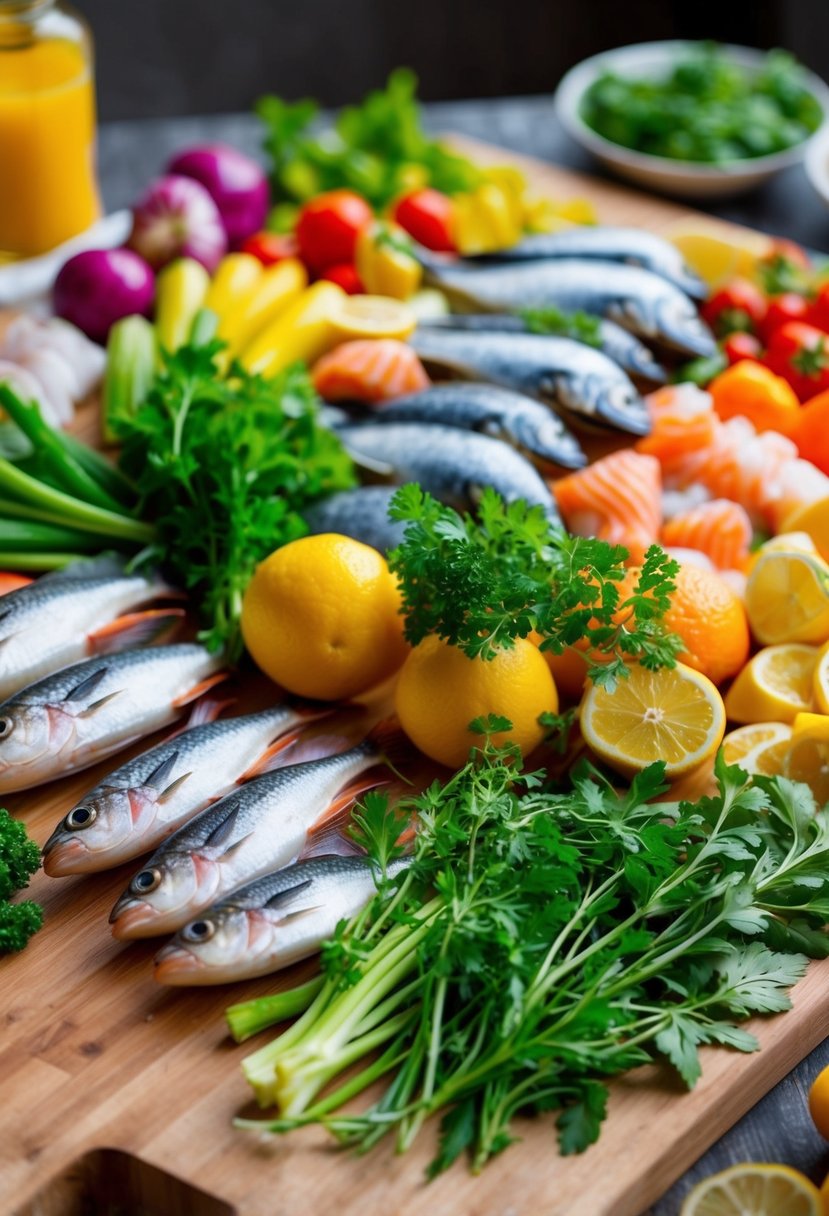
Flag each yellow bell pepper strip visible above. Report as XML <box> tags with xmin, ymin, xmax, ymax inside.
<box><xmin>522</xmin><ymin>194</ymin><xmax>598</xmax><ymax>234</ymax></box>
<box><xmin>219</xmin><ymin>258</ymin><xmax>308</xmax><ymax>358</ymax></box>
<box><xmin>240</xmin><ymin>281</ymin><xmax>346</xmax><ymax>376</ymax></box>
<box><xmin>154</xmin><ymin>258</ymin><xmax>210</xmax><ymax>355</ymax></box>
<box><xmin>451</xmin><ymin>183</ymin><xmax>523</xmax><ymax>255</ymax></box>
<box><xmin>205</xmin><ymin>253</ymin><xmax>263</xmax><ymax>336</ymax></box>
<box><xmin>355</xmin><ymin>221</ymin><xmax>422</xmax><ymax>300</ymax></box>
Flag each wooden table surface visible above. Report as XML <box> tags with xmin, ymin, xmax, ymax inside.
<box><xmin>21</xmin><ymin>99</ymin><xmax>829</xmax><ymax>1215</ymax></box>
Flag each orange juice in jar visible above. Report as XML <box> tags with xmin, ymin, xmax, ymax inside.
<box><xmin>0</xmin><ymin>0</ymin><xmax>101</xmax><ymax>259</ymax></box>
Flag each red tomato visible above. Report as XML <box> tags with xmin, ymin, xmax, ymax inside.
<box><xmin>295</xmin><ymin>190</ymin><xmax>373</xmax><ymax>273</ymax></box>
<box><xmin>767</xmin><ymin>237</ymin><xmax>812</xmax><ymax>270</ymax></box>
<box><xmin>393</xmin><ymin>188</ymin><xmax>456</xmax><ymax>253</ymax></box>
<box><xmin>702</xmin><ymin>278</ymin><xmax>767</xmax><ymax>336</ymax></box>
<box><xmin>240</xmin><ymin>231</ymin><xmax>299</xmax><ymax>265</ymax></box>
<box><xmin>318</xmin><ymin>262</ymin><xmax>364</xmax><ymax>294</ymax></box>
<box><xmin>0</xmin><ymin>573</ymin><xmax>33</xmax><ymax>596</ymax></box>
<box><xmin>766</xmin><ymin>321</ymin><xmax>829</xmax><ymax>402</ymax></box>
<box><xmin>807</xmin><ymin>282</ymin><xmax>829</xmax><ymax>334</ymax></box>
<box><xmin>722</xmin><ymin>332</ymin><xmax>763</xmax><ymax>365</ymax></box>
<box><xmin>758</xmin><ymin>292</ymin><xmax>810</xmax><ymax>342</ymax></box>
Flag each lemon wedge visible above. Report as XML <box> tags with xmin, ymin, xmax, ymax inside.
<box><xmin>814</xmin><ymin>641</ymin><xmax>829</xmax><ymax>714</ymax></box>
<box><xmin>745</xmin><ymin>550</ymin><xmax>829</xmax><ymax>645</ymax></box>
<box><xmin>665</xmin><ymin>220</ymin><xmax>772</xmax><ymax>290</ymax></box>
<box><xmin>722</xmin><ymin>721</ymin><xmax>792</xmax><ymax>776</ymax></box>
<box><xmin>579</xmin><ymin>661</ymin><xmax>725</xmax><ymax>778</ymax></box>
<box><xmin>329</xmin><ymin>295</ymin><xmax>417</xmax><ymax>342</ymax></box>
<box><xmin>680</xmin><ymin>1162</ymin><xmax>821</xmax><ymax>1216</ymax></box>
<box><xmin>785</xmin><ymin>713</ymin><xmax>829</xmax><ymax>808</ymax></box>
<box><xmin>724</xmin><ymin>644</ymin><xmax>818</xmax><ymax>724</ymax></box>
<box><xmin>782</xmin><ymin>497</ymin><xmax>829</xmax><ymax>563</ymax></box>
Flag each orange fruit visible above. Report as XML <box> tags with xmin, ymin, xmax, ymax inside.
<box><xmin>810</xmin><ymin>1064</ymin><xmax>829</xmax><ymax>1141</ymax></box>
<box><xmin>709</xmin><ymin>360</ymin><xmax>800</xmax><ymax>436</ymax></box>
<box><xmin>241</xmin><ymin>533</ymin><xmax>408</xmax><ymax>700</ymax></box>
<box><xmin>541</xmin><ymin>644</ymin><xmax>590</xmax><ymax>703</ymax></box>
<box><xmin>793</xmin><ymin>390</ymin><xmax>829</xmax><ymax>475</ymax></box>
<box><xmin>395</xmin><ymin>634</ymin><xmax>558</xmax><ymax>768</ymax></box>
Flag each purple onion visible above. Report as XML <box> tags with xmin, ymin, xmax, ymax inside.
<box><xmin>168</xmin><ymin>143</ymin><xmax>269</xmax><ymax>247</ymax></box>
<box><xmin>128</xmin><ymin>174</ymin><xmax>227</xmax><ymax>272</ymax></box>
<box><xmin>53</xmin><ymin>248</ymin><xmax>155</xmax><ymax>344</ymax></box>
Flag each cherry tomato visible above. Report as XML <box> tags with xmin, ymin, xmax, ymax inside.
<box><xmin>295</xmin><ymin>190</ymin><xmax>373</xmax><ymax>274</ymax></box>
<box><xmin>240</xmin><ymin>231</ymin><xmax>299</xmax><ymax>265</ymax></box>
<box><xmin>758</xmin><ymin>292</ymin><xmax>810</xmax><ymax>342</ymax></box>
<box><xmin>318</xmin><ymin>262</ymin><xmax>364</xmax><ymax>294</ymax></box>
<box><xmin>807</xmin><ymin>282</ymin><xmax>829</xmax><ymax>335</ymax></box>
<box><xmin>393</xmin><ymin>188</ymin><xmax>456</xmax><ymax>253</ymax></box>
<box><xmin>767</xmin><ymin>237</ymin><xmax>812</xmax><ymax>270</ymax></box>
<box><xmin>722</xmin><ymin>332</ymin><xmax>763</xmax><ymax>365</ymax></box>
<box><xmin>765</xmin><ymin>321</ymin><xmax>829</xmax><ymax>402</ymax></box>
<box><xmin>702</xmin><ymin>277</ymin><xmax>767</xmax><ymax>336</ymax></box>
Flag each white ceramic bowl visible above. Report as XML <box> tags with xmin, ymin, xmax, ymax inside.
<box><xmin>555</xmin><ymin>40</ymin><xmax>829</xmax><ymax>199</ymax></box>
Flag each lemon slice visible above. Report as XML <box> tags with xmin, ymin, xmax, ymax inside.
<box><xmin>580</xmin><ymin>661</ymin><xmax>725</xmax><ymax>778</ymax></box>
<box><xmin>329</xmin><ymin>295</ymin><xmax>417</xmax><ymax>342</ymax></box>
<box><xmin>680</xmin><ymin>1163</ymin><xmax>821</xmax><ymax>1216</ymax></box>
<box><xmin>745</xmin><ymin>551</ymin><xmax>829</xmax><ymax>645</ymax></box>
<box><xmin>665</xmin><ymin>220</ymin><xmax>772</xmax><ymax>289</ymax></box>
<box><xmin>722</xmin><ymin>722</ymin><xmax>793</xmax><ymax>776</ymax></box>
<box><xmin>814</xmin><ymin>641</ymin><xmax>829</xmax><ymax>714</ymax></box>
<box><xmin>785</xmin><ymin>712</ymin><xmax>829</xmax><ymax>807</ymax></box>
<box><xmin>725</xmin><ymin>644</ymin><xmax>818</xmax><ymax>724</ymax></box>
<box><xmin>782</xmin><ymin>497</ymin><xmax>829</xmax><ymax>564</ymax></box>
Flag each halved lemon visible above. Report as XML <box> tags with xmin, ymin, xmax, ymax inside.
<box><xmin>745</xmin><ymin>551</ymin><xmax>829</xmax><ymax>645</ymax></box>
<box><xmin>680</xmin><ymin>1162</ymin><xmax>821</xmax><ymax>1216</ymax></box>
<box><xmin>579</xmin><ymin>661</ymin><xmax>725</xmax><ymax>778</ymax></box>
<box><xmin>724</xmin><ymin>644</ymin><xmax>818</xmax><ymax>724</ymax></box>
<box><xmin>814</xmin><ymin>641</ymin><xmax>829</xmax><ymax>715</ymax></box>
<box><xmin>783</xmin><ymin>497</ymin><xmax>829</xmax><ymax>564</ymax></box>
<box><xmin>722</xmin><ymin>722</ymin><xmax>793</xmax><ymax>776</ymax></box>
<box><xmin>785</xmin><ymin>713</ymin><xmax>829</xmax><ymax>807</ymax></box>
<box><xmin>329</xmin><ymin>295</ymin><xmax>417</xmax><ymax>342</ymax></box>
<box><xmin>666</xmin><ymin>220</ymin><xmax>772</xmax><ymax>289</ymax></box>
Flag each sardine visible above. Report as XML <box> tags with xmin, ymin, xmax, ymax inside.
<box><xmin>409</xmin><ymin>328</ymin><xmax>649</xmax><ymax>435</ymax></box>
<box><xmin>423</xmin><ymin>258</ymin><xmax>716</xmax><ymax>358</ymax></box>
<box><xmin>154</xmin><ymin>854</ymin><xmax>410</xmax><ymax>985</ymax></box>
<box><xmin>336</xmin><ymin>422</ymin><xmax>562</xmax><ymax>523</ymax></box>
<box><xmin>41</xmin><ymin>704</ymin><xmax>328</xmax><ymax>875</ymax></box>
<box><xmin>0</xmin><ymin>643</ymin><xmax>226</xmax><ymax>794</ymax></box>
<box><xmin>0</xmin><ymin>556</ymin><xmax>183</xmax><ymax>702</ymax></box>
<box><xmin>374</xmin><ymin>382</ymin><xmax>586</xmax><ymax>468</ymax></box>
<box><xmin>109</xmin><ymin>723</ymin><xmax>399</xmax><ymax>939</ymax></box>
<box><xmin>304</xmin><ymin>486</ymin><xmax>408</xmax><ymax>553</ymax></box>
<box><xmin>418</xmin><ymin>313</ymin><xmax>668</xmax><ymax>386</ymax></box>
<box><xmin>457</xmin><ymin>226</ymin><xmax>707</xmax><ymax>299</ymax></box>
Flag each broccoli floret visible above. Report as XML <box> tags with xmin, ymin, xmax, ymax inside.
<box><xmin>0</xmin><ymin>807</ymin><xmax>43</xmax><ymax>952</ymax></box>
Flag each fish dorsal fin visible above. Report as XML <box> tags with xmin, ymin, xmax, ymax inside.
<box><xmin>276</xmin><ymin>904</ymin><xmax>324</xmax><ymax>926</ymax></box>
<box><xmin>158</xmin><ymin>773</ymin><xmax>193</xmax><ymax>804</ymax></box>
<box><xmin>79</xmin><ymin>691</ymin><xmax>123</xmax><ymax>717</ymax></box>
<box><xmin>203</xmin><ymin>800</ymin><xmax>242</xmax><ymax>848</ymax></box>
<box><xmin>144</xmin><ymin>750</ymin><xmax>181</xmax><ymax>789</ymax></box>
<box><xmin>263</xmin><ymin>878</ymin><xmax>313</xmax><ymax>910</ymax></box>
<box><xmin>65</xmin><ymin>666</ymin><xmax>109</xmax><ymax>703</ymax></box>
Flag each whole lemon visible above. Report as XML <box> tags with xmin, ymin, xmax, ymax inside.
<box><xmin>241</xmin><ymin>533</ymin><xmax>408</xmax><ymax>700</ymax></box>
<box><xmin>395</xmin><ymin>634</ymin><xmax>558</xmax><ymax>769</ymax></box>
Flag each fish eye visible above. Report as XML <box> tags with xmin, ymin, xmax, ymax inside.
<box><xmin>0</xmin><ymin>718</ymin><xmax>11</xmax><ymax>738</ymax></box>
<box><xmin>65</xmin><ymin>805</ymin><xmax>97</xmax><ymax>830</ymax></box>
<box><xmin>131</xmin><ymin>868</ymin><xmax>161</xmax><ymax>894</ymax></box>
<box><xmin>182</xmin><ymin>919</ymin><xmax>215</xmax><ymax>943</ymax></box>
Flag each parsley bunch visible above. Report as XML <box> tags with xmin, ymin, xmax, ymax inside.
<box><xmin>235</xmin><ymin>743</ymin><xmax>829</xmax><ymax>1173</ymax></box>
<box><xmin>387</xmin><ymin>484</ymin><xmax>681</xmax><ymax>687</ymax></box>
<box><xmin>116</xmin><ymin>342</ymin><xmax>355</xmax><ymax>658</ymax></box>
<box><xmin>0</xmin><ymin>808</ymin><xmax>43</xmax><ymax>953</ymax></box>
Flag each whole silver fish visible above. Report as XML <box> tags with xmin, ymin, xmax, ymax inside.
<box><xmin>458</xmin><ymin>226</ymin><xmax>707</xmax><ymax>299</ymax></box>
<box><xmin>41</xmin><ymin>704</ymin><xmax>326</xmax><ymax>876</ymax></box>
<box><xmin>0</xmin><ymin>556</ymin><xmax>182</xmax><ymax>701</ymax></box>
<box><xmin>418</xmin><ymin>312</ymin><xmax>668</xmax><ymax>386</ymax></box>
<box><xmin>109</xmin><ymin>728</ymin><xmax>396</xmax><ymax>939</ymax></box>
<box><xmin>409</xmin><ymin>328</ymin><xmax>649</xmax><ymax>435</ymax></box>
<box><xmin>153</xmin><ymin>854</ymin><xmax>410</xmax><ymax>986</ymax></box>
<box><xmin>336</xmin><ymin>422</ymin><xmax>562</xmax><ymax>523</ymax></box>
<box><xmin>0</xmin><ymin>643</ymin><xmax>225</xmax><ymax>794</ymax></box>
<box><xmin>375</xmin><ymin>382</ymin><xmax>586</xmax><ymax>468</ymax></box>
<box><xmin>423</xmin><ymin>258</ymin><xmax>716</xmax><ymax>358</ymax></box>
<box><xmin>304</xmin><ymin>486</ymin><xmax>408</xmax><ymax>553</ymax></box>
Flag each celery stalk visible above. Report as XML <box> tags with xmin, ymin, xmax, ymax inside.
<box><xmin>226</xmin><ymin>976</ymin><xmax>325</xmax><ymax>1043</ymax></box>
<box><xmin>0</xmin><ymin>551</ymin><xmax>93</xmax><ymax>571</ymax></box>
<box><xmin>0</xmin><ymin>519</ymin><xmax>108</xmax><ymax>552</ymax></box>
<box><xmin>102</xmin><ymin>315</ymin><xmax>157</xmax><ymax>443</ymax></box>
<box><xmin>0</xmin><ymin>456</ymin><xmax>154</xmax><ymax>544</ymax></box>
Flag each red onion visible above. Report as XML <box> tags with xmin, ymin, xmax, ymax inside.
<box><xmin>53</xmin><ymin>248</ymin><xmax>155</xmax><ymax>344</ymax></box>
<box><xmin>168</xmin><ymin>143</ymin><xmax>270</xmax><ymax>247</ymax></box>
<box><xmin>128</xmin><ymin>175</ymin><xmax>227</xmax><ymax>273</ymax></box>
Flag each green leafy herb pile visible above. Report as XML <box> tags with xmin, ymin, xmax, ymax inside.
<box><xmin>115</xmin><ymin>341</ymin><xmax>355</xmax><ymax>658</ymax></box>
<box><xmin>257</xmin><ymin>68</ymin><xmax>481</xmax><ymax>212</ymax></box>
<box><xmin>232</xmin><ymin>739</ymin><xmax>829</xmax><ymax>1174</ymax></box>
<box><xmin>386</xmin><ymin>484</ymin><xmax>681</xmax><ymax>686</ymax></box>
<box><xmin>0</xmin><ymin>808</ymin><xmax>43</xmax><ymax>953</ymax></box>
<box><xmin>581</xmin><ymin>44</ymin><xmax>822</xmax><ymax>164</ymax></box>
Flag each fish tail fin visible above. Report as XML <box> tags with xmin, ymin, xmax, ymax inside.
<box><xmin>88</xmin><ymin>607</ymin><xmax>186</xmax><ymax>655</ymax></box>
<box><xmin>365</xmin><ymin>716</ymin><xmax>412</xmax><ymax>776</ymax></box>
<box><xmin>304</xmin><ymin>772</ymin><xmax>394</xmax><ymax>854</ymax></box>
<box><xmin>172</xmin><ymin>670</ymin><xmax>231</xmax><ymax>709</ymax></box>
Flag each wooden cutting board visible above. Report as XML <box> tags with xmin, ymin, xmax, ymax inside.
<box><xmin>1</xmin><ymin>141</ymin><xmax>823</xmax><ymax>1216</ymax></box>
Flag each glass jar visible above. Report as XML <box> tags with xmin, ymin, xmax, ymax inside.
<box><xmin>0</xmin><ymin>0</ymin><xmax>101</xmax><ymax>260</ymax></box>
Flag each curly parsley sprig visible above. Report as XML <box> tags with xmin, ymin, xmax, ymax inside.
<box><xmin>386</xmin><ymin>484</ymin><xmax>682</xmax><ymax>686</ymax></box>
